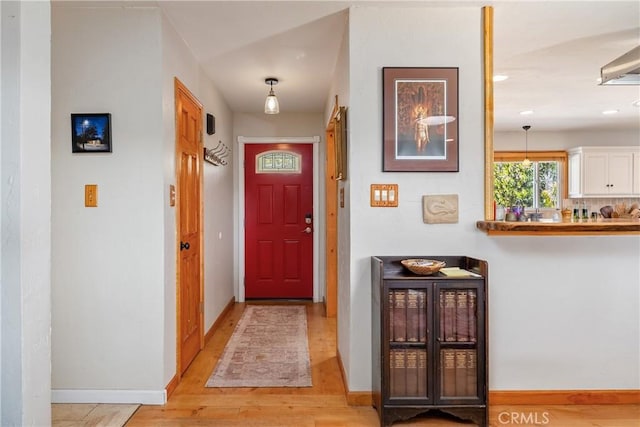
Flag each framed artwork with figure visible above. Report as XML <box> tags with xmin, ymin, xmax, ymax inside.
<box><xmin>382</xmin><ymin>67</ymin><xmax>458</xmax><ymax>172</ymax></box>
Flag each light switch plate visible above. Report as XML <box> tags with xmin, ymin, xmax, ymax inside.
<box><xmin>85</xmin><ymin>184</ymin><xmax>98</xmax><ymax>207</ymax></box>
<box><xmin>169</xmin><ymin>185</ymin><xmax>176</xmax><ymax>207</ymax></box>
<box><xmin>370</xmin><ymin>184</ymin><xmax>398</xmax><ymax>207</ymax></box>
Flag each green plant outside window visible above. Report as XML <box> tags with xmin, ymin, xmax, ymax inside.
<box><xmin>493</xmin><ymin>161</ymin><xmax>559</xmax><ymax>209</ymax></box>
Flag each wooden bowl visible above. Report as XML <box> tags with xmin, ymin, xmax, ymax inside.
<box><xmin>401</xmin><ymin>259</ymin><xmax>446</xmax><ymax>275</ymax></box>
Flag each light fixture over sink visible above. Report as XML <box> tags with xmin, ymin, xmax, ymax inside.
<box><xmin>522</xmin><ymin>125</ymin><xmax>531</xmax><ymax>167</ymax></box>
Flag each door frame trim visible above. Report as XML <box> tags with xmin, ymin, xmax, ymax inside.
<box><xmin>237</xmin><ymin>136</ymin><xmax>320</xmax><ymax>302</ymax></box>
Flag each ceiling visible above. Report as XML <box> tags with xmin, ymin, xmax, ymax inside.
<box><xmin>491</xmin><ymin>1</ymin><xmax>640</xmax><ymax>132</ymax></box>
<box><xmin>124</xmin><ymin>1</ymin><xmax>640</xmax><ymax>132</ymax></box>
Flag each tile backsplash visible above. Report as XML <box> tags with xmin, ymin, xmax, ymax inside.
<box><xmin>568</xmin><ymin>198</ymin><xmax>640</xmax><ymax>214</ymax></box>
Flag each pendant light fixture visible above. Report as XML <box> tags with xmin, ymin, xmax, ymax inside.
<box><xmin>522</xmin><ymin>125</ymin><xmax>531</xmax><ymax>167</ymax></box>
<box><xmin>264</xmin><ymin>78</ymin><xmax>280</xmax><ymax>114</ymax></box>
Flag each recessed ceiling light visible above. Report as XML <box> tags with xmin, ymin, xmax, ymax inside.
<box><xmin>519</xmin><ymin>110</ymin><xmax>534</xmax><ymax>115</ymax></box>
<box><xmin>632</xmin><ymin>100</ymin><xmax>640</xmax><ymax>107</ymax></box>
<box><xmin>602</xmin><ymin>109</ymin><xmax>619</xmax><ymax>115</ymax></box>
<box><xmin>493</xmin><ymin>74</ymin><xmax>509</xmax><ymax>82</ymax></box>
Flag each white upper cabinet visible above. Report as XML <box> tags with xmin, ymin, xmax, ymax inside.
<box><xmin>568</xmin><ymin>147</ymin><xmax>639</xmax><ymax>198</ymax></box>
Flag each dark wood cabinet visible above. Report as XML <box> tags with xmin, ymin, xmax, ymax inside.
<box><xmin>371</xmin><ymin>255</ymin><xmax>488</xmax><ymax>427</ymax></box>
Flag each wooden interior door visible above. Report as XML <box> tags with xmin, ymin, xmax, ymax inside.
<box><xmin>324</xmin><ymin>105</ymin><xmax>339</xmax><ymax>318</ymax></box>
<box><xmin>244</xmin><ymin>143</ymin><xmax>313</xmax><ymax>299</ymax></box>
<box><xmin>175</xmin><ymin>79</ymin><xmax>203</xmax><ymax>374</ymax></box>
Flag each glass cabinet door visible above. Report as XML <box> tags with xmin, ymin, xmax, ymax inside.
<box><xmin>387</xmin><ymin>288</ymin><xmax>430</xmax><ymax>400</ymax></box>
<box><xmin>436</xmin><ymin>284</ymin><xmax>484</xmax><ymax>402</ymax></box>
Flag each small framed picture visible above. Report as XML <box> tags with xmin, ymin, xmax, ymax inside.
<box><xmin>71</xmin><ymin>113</ymin><xmax>112</xmax><ymax>153</ymax></box>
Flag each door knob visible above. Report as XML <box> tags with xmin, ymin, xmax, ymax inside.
<box><xmin>180</xmin><ymin>241</ymin><xmax>190</xmax><ymax>251</ymax></box>
<box><xmin>302</xmin><ymin>227</ymin><xmax>312</xmax><ymax>234</ymax></box>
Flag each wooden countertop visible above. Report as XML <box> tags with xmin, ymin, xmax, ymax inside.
<box><xmin>476</xmin><ymin>218</ymin><xmax>640</xmax><ymax>235</ymax></box>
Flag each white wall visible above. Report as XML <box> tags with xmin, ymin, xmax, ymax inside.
<box><xmin>481</xmin><ymin>236</ymin><xmax>639</xmax><ymax>390</ymax></box>
<box><xmin>234</xmin><ymin>113</ymin><xmax>324</xmax><ymax>138</ymax></box>
<box><xmin>52</xmin><ymin>5</ymin><xmax>166</xmax><ymax>401</ymax></box>
<box><xmin>343</xmin><ymin>5</ymin><xmax>640</xmax><ymax>392</ymax></box>
<box><xmin>345</xmin><ymin>5</ymin><xmax>486</xmax><ymax>390</ymax></box>
<box><xmin>495</xmin><ymin>129</ymin><xmax>640</xmax><ymax>151</ymax></box>
<box><xmin>198</xmin><ymin>70</ymin><xmax>235</xmax><ymax>331</ymax></box>
<box><xmin>50</xmin><ymin>4</ymin><xmax>236</xmax><ymax>403</ymax></box>
<box><xmin>0</xmin><ymin>1</ymin><xmax>51</xmax><ymax>424</ymax></box>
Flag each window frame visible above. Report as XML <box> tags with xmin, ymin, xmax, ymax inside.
<box><xmin>255</xmin><ymin>150</ymin><xmax>302</xmax><ymax>174</ymax></box>
<box><xmin>493</xmin><ymin>151</ymin><xmax>568</xmax><ymax>209</ymax></box>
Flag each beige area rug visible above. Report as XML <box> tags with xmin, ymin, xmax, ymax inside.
<box><xmin>206</xmin><ymin>305</ymin><xmax>312</xmax><ymax>387</ymax></box>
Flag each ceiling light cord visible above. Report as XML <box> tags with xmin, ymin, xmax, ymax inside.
<box><xmin>522</xmin><ymin>125</ymin><xmax>531</xmax><ymax>167</ymax></box>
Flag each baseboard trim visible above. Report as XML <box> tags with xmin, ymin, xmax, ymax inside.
<box><xmin>336</xmin><ymin>349</ymin><xmax>374</xmax><ymax>406</ymax></box>
<box><xmin>165</xmin><ymin>374</ymin><xmax>179</xmax><ymax>399</ymax></box>
<box><xmin>336</xmin><ymin>347</ymin><xmax>348</xmax><ymax>391</ymax></box>
<box><xmin>205</xmin><ymin>296</ymin><xmax>236</xmax><ymax>344</ymax></box>
<box><xmin>489</xmin><ymin>389</ymin><xmax>640</xmax><ymax>405</ymax></box>
<box><xmin>331</xmin><ymin>368</ymin><xmax>639</xmax><ymax>407</ymax></box>
<box><xmin>51</xmin><ymin>389</ymin><xmax>166</xmax><ymax>405</ymax></box>
<box><xmin>346</xmin><ymin>391</ymin><xmax>373</xmax><ymax>406</ymax></box>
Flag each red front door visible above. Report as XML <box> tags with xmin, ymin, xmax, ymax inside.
<box><xmin>245</xmin><ymin>143</ymin><xmax>313</xmax><ymax>299</ymax></box>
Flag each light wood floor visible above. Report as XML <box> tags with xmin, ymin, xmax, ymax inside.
<box><xmin>125</xmin><ymin>302</ymin><xmax>639</xmax><ymax>426</ymax></box>
<box><xmin>53</xmin><ymin>403</ymin><xmax>139</xmax><ymax>426</ymax></box>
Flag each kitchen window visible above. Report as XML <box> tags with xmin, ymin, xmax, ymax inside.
<box><xmin>493</xmin><ymin>151</ymin><xmax>568</xmax><ymax>209</ymax></box>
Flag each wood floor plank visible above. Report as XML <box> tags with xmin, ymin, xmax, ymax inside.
<box><xmin>164</xmin><ymin>394</ymin><xmax>349</xmax><ymax>407</ymax></box>
<box><xmin>52</xmin><ymin>403</ymin><xmax>98</xmax><ymax>422</ymax></box>
<box><xmin>53</xmin><ymin>403</ymin><xmax>139</xmax><ymax>427</ymax></box>
<box><xmin>125</xmin><ymin>302</ymin><xmax>640</xmax><ymax>427</ymax></box>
